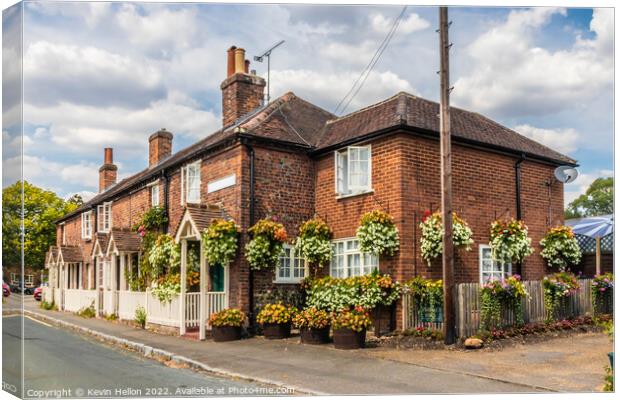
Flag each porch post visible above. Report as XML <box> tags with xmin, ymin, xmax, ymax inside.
<box><xmin>199</xmin><ymin>243</ymin><xmax>207</xmax><ymax>340</ymax></box>
<box><xmin>179</xmin><ymin>240</ymin><xmax>187</xmax><ymax>335</ymax></box>
<box><xmin>120</xmin><ymin>253</ymin><xmax>126</xmax><ymax>291</ymax></box>
<box><xmin>79</xmin><ymin>263</ymin><xmax>84</xmax><ymax>290</ymax></box>
<box><xmin>94</xmin><ymin>258</ymin><xmax>100</xmax><ymax>317</ymax></box>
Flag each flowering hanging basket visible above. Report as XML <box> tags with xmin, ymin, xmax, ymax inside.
<box><xmin>356</xmin><ymin>210</ymin><xmax>400</xmax><ymax>257</ymax></box>
<box><xmin>245</xmin><ymin>218</ymin><xmax>288</xmax><ymax>270</ymax></box>
<box><xmin>296</xmin><ymin>217</ymin><xmax>333</xmax><ymax>267</ymax></box>
<box><xmin>489</xmin><ymin>219</ymin><xmax>534</xmax><ymax>264</ymax></box>
<box><xmin>540</xmin><ymin>226</ymin><xmax>582</xmax><ymax>270</ymax></box>
<box><xmin>202</xmin><ymin>219</ymin><xmax>239</xmax><ymax>266</ymax></box>
<box><xmin>419</xmin><ymin>211</ymin><xmax>474</xmax><ymax>265</ymax></box>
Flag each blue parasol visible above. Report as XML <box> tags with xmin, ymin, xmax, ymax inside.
<box><xmin>566</xmin><ymin>214</ymin><xmax>613</xmax><ymax>238</ymax></box>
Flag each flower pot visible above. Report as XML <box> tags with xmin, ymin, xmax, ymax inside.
<box><xmin>212</xmin><ymin>325</ymin><xmax>242</xmax><ymax>342</ymax></box>
<box><xmin>300</xmin><ymin>326</ymin><xmax>330</xmax><ymax>345</ymax></box>
<box><xmin>262</xmin><ymin>323</ymin><xmax>291</xmax><ymax>339</ymax></box>
<box><xmin>333</xmin><ymin>328</ymin><xmax>366</xmax><ymax>349</ymax></box>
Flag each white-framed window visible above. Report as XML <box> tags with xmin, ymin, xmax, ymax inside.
<box><xmin>151</xmin><ymin>184</ymin><xmax>160</xmax><ymax>207</ymax></box>
<box><xmin>97</xmin><ymin>202</ymin><xmax>112</xmax><ymax>233</ymax></box>
<box><xmin>330</xmin><ymin>238</ymin><xmax>378</xmax><ymax>278</ymax></box>
<box><xmin>81</xmin><ymin>211</ymin><xmax>92</xmax><ymax>239</ymax></box>
<box><xmin>181</xmin><ymin>160</ymin><xmax>201</xmax><ymax>204</ymax></box>
<box><xmin>275</xmin><ymin>244</ymin><xmax>308</xmax><ymax>283</ymax></box>
<box><xmin>479</xmin><ymin>245</ymin><xmax>512</xmax><ymax>284</ymax></box>
<box><xmin>335</xmin><ymin>145</ymin><xmax>372</xmax><ymax>196</ymax></box>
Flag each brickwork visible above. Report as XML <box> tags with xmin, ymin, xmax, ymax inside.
<box><xmin>149</xmin><ymin>129</ymin><xmax>173</xmax><ymax>167</ymax></box>
<box><xmin>220</xmin><ymin>72</ymin><xmax>266</xmax><ymax>127</ymax></box>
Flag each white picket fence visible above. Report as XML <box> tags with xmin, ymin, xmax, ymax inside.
<box><xmin>42</xmin><ymin>287</ymin><xmax>53</xmax><ymax>303</ymax></box>
<box><xmin>146</xmin><ymin>292</ymin><xmax>181</xmax><ymax>327</ymax></box>
<box><xmin>103</xmin><ymin>290</ymin><xmax>116</xmax><ymax>316</ymax></box>
<box><xmin>118</xmin><ymin>291</ymin><xmax>148</xmax><ymax>320</ymax></box>
<box><xmin>63</xmin><ymin>289</ymin><xmax>97</xmax><ymax>313</ymax></box>
<box><xmin>185</xmin><ymin>292</ymin><xmax>228</xmax><ymax>328</ymax></box>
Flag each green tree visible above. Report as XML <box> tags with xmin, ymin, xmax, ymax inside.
<box><xmin>565</xmin><ymin>177</ymin><xmax>613</xmax><ymax>218</ymax></box>
<box><xmin>66</xmin><ymin>193</ymin><xmax>84</xmax><ymax>207</ymax></box>
<box><xmin>2</xmin><ymin>181</ymin><xmax>79</xmax><ymax>269</ymax></box>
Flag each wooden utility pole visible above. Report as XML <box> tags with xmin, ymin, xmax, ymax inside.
<box><xmin>439</xmin><ymin>6</ymin><xmax>456</xmax><ymax>345</ymax></box>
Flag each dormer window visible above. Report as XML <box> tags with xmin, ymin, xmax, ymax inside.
<box><xmin>97</xmin><ymin>202</ymin><xmax>112</xmax><ymax>233</ymax></box>
<box><xmin>181</xmin><ymin>160</ymin><xmax>201</xmax><ymax>205</ymax></box>
<box><xmin>81</xmin><ymin>211</ymin><xmax>92</xmax><ymax>239</ymax></box>
<box><xmin>335</xmin><ymin>145</ymin><xmax>372</xmax><ymax>197</ymax></box>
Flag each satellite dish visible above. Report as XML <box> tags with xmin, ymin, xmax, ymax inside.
<box><xmin>554</xmin><ymin>166</ymin><xmax>579</xmax><ymax>183</ymax></box>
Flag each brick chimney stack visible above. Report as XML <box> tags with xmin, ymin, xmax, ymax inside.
<box><xmin>221</xmin><ymin>46</ymin><xmax>266</xmax><ymax>127</ymax></box>
<box><xmin>99</xmin><ymin>148</ymin><xmax>117</xmax><ymax>192</ymax></box>
<box><xmin>149</xmin><ymin>128</ymin><xmax>173</xmax><ymax>167</ymax></box>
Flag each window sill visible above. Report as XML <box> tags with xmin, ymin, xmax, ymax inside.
<box><xmin>336</xmin><ymin>189</ymin><xmax>374</xmax><ymax>200</ymax></box>
<box><xmin>274</xmin><ymin>279</ymin><xmax>303</xmax><ymax>285</ymax></box>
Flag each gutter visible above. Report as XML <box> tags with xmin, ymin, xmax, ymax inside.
<box><xmin>242</xmin><ymin>139</ymin><xmax>256</xmax><ymax>330</ymax></box>
<box><xmin>514</xmin><ymin>154</ymin><xmax>526</xmax><ymax>276</ymax></box>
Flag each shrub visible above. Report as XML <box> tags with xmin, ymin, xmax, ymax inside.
<box><xmin>292</xmin><ymin>307</ymin><xmax>331</xmax><ymax>329</ymax></box>
<box><xmin>135</xmin><ymin>206</ymin><xmax>168</xmax><ymax>233</ymax></box>
<box><xmin>296</xmin><ymin>217</ymin><xmax>333</xmax><ymax>267</ymax></box>
<box><xmin>332</xmin><ymin>306</ymin><xmax>372</xmax><ymax>332</ymax></box>
<box><xmin>356</xmin><ymin>210</ymin><xmax>400</xmax><ymax>257</ymax></box>
<box><xmin>77</xmin><ymin>302</ymin><xmax>96</xmax><ymax>318</ymax></box>
<box><xmin>489</xmin><ymin>219</ymin><xmax>534</xmax><ymax>264</ymax></box>
<box><xmin>135</xmin><ymin>306</ymin><xmax>147</xmax><ymax>329</ymax></box>
<box><xmin>420</xmin><ymin>211</ymin><xmax>474</xmax><ymax>265</ymax></box>
<box><xmin>202</xmin><ymin>219</ymin><xmax>239</xmax><ymax>266</ymax></box>
<box><xmin>304</xmin><ymin>271</ymin><xmax>401</xmax><ymax>312</ymax></box>
<box><xmin>540</xmin><ymin>226</ymin><xmax>581</xmax><ymax>270</ymax></box>
<box><xmin>256</xmin><ymin>303</ymin><xmax>297</xmax><ymax>325</ymax></box>
<box><xmin>209</xmin><ymin>308</ymin><xmax>246</xmax><ymax>328</ymax></box>
<box><xmin>40</xmin><ymin>300</ymin><xmax>57</xmax><ymax>311</ymax></box>
<box><xmin>245</xmin><ymin>218</ymin><xmax>287</xmax><ymax>270</ymax></box>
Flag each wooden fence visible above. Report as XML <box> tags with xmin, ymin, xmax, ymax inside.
<box><xmin>402</xmin><ymin>279</ymin><xmax>612</xmax><ymax>338</ymax></box>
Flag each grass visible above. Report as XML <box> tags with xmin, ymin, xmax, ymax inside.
<box><xmin>40</xmin><ymin>300</ymin><xmax>58</xmax><ymax>311</ymax></box>
<box><xmin>77</xmin><ymin>303</ymin><xmax>96</xmax><ymax>319</ymax></box>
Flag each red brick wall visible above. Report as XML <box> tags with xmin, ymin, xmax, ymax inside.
<box><xmin>220</xmin><ymin>73</ymin><xmax>265</xmax><ymax>127</ymax></box>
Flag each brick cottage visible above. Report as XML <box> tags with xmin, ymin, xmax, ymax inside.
<box><xmin>45</xmin><ymin>45</ymin><xmax>576</xmax><ymax>334</ymax></box>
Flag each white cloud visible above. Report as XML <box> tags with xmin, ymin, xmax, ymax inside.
<box><xmin>24</xmin><ymin>41</ymin><xmax>164</xmax><ymax>107</ymax></box>
<box><xmin>564</xmin><ymin>168</ymin><xmax>613</xmax><ymax>207</ymax></box>
<box><xmin>371</xmin><ymin>12</ymin><xmax>430</xmax><ymax>35</ymax></box>
<box><xmin>59</xmin><ymin>162</ymin><xmax>100</xmax><ymax>189</ymax></box>
<box><xmin>25</xmin><ymin>2</ymin><xmax>111</xmax><ymax>28</ymax></box>
<box><xmin>65</xmin><ymin>191</ymin><xmax>97</xmax><ymax>202</ymax></box>
<box><xmin>513</xmin><ymin>124</ymin><xmax>579</xmax><ymax>155</ymax></box>
<box><xmin>270</xmin><ymin>69</ymin><xmax>415</xmax><ymax>113</ymax></box>
<box><xmin>452</xmin><ymin>8</ymin><xmax>613</xmax><ymax>118</ymax></box>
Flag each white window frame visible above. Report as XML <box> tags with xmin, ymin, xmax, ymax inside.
<box><xmin>479</xmin><ymin>245</ymin><xmax>512</xmax><ymax>284</ymax></box>
<box><xmin>151</xmin><ymin>184</ymin><xmax>160</xmax><ymax>207</ymax></box>
<box><xmin>335</xmin><ymin>145</ymin><xmax>372</xmax><ymax>197</ymax></box>
<box><xmin>330</xmin><ymin>238</ymin><xmax>378</xmax><ymax>278</ymax></box>
<box><xmin>275</xmin><ymin>244</ymin><xmax>308</xmax><ymax>284</ymax></box>
<box><xmin>81</xmin><ymin>211</ymin><xmax>92</xmax><ymax>239</ymax></box>
<box><xmin>181</xmin><ymin>160</ymin><xmax>201</xmax><ymax>205</ymax></box>
<box><xmin>97</xmin><ymin>202</ymin><xmax>112</xmax><ymax>233</ymax></box>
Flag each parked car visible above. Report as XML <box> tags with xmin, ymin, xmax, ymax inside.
<box><xmin>33</xmin><ymin>286</ymin><xmax>43</xmax><ymax>301</ymax></box>
<box><xmin>3</xmin><ymin>281</ymin><xmax>10</xmax><ymax>297</ymax></box>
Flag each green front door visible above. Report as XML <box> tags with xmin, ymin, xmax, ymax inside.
<box><xmin>209</xmin><ymin>263</ymin><xmax>225</xmax><ymax>292</ymax></box>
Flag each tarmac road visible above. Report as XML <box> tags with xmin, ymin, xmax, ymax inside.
<box><xmin>2</xmin><ymin>314</ymin><xmax>279</xmax><ymax>398</ymax></box>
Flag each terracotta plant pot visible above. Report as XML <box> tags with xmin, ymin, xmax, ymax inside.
<box><xmin>300</xmin><ymin>326</ymin><xmax>330</xmax><ymax>345</ymax></box>
<box><xmin>333</xmin><ymin>328</ymin><xmax>366</xmax><ymax>349</ymax></box>
<box><xmin>212</xmin><ymin>325</ymin><xmax>242</xmax><ymax>342</ymax></box>
<box><xmin>262</xmin><ymin>323</ymin><xmax>291</xmax><ymax>339</ymax></box>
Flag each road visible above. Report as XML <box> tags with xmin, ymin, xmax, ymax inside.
<box><xmin>3</xmin><ymin>312</ymin><xmax>276</xmax><ymax>398</ymax></box>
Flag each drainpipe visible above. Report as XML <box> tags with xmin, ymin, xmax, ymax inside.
<box><xmin>162</xmin><ymin>169</ymin><xmax>169</xmax><ymax>234</ymax></box>
<box><xmin>514</xmin><ymin>154</ymin><xmax>525</xmax><ymax>276</ymax></box>
<box><xmin>244</xmin><ymin>141</ymin><xmax>256</xmax><ymax>330</ymax></box>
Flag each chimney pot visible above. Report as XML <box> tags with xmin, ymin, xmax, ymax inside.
<box><xmin>244</xmin><ymin>59</ymin><xmax>250</xmax><ymax>73</ymax></box>
<box><xmin>226</xmin><ymin>46</ymin><xmax>236</xmax><ymax>77</ymax></box>
<box><xmin>104</xmin><ymin>148</ymin><xmax>113</xmax><ymax>164</ymax></box>
<box><xmin>234</xmin><ymin>48</ymin><xmax>246</xmax><ymax>73</ymax></box>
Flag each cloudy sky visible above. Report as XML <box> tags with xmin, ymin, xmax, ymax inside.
<box><xmin>2</xmin><ymin>3</ymin><xmax>614</xmax><ymax>206</ymax></box>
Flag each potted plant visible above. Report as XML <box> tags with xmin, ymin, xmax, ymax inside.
<box><xmin>332</xmin><ymin>306</ymin><xmax>372</xmax><ymax>349</ymax></box>
<box><xmin>256</xmin><ymin>303</ymin><xmax>297</xmax><ymax>339</ymax></box>
<box><xmin>245</xmin><ymin>218</ymin><xmax>288</xmax><ymax>270</ymax></box>
<box><xmin>293</xmin><ymin>307</ymin><xmax>331</xmax><ymax>345</ymax></box>
<box><xmin>540</xmin><ymin>226</ymin><xmax>582</xmax><ymax>271</ymax></box>
<box><xmin>489</xmin><ymin>219</ymin><xmax>534</xmax><ymax>264</ymax></box>
<box><xmin>209</xmin><ymin>308</ymin><xmax>246</xmax><ymax>342</ymax></box>
<box><xmin>420</xmin><ymin>211</ymin><xmax>474</xmax><ymax>265</ymax></box>
<box><xmin>356</xmin><ymin>210</ymin><xmax>400</xmax><ymax>257</ymax></box>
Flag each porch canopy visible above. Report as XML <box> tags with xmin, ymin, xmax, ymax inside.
<box><xmin>57</xmin><ymin>245</ymin><xmax>83</xmax><ymax>290</ymax></box>
<box><xmin>173</xmin><ymin>204</ymin><xmax>225</xmax><ymax>339</ymax></box>
<box><xmin>106</xmin><ymin>229</ymin><xmax>142</xmax><ymax>255</ymax></box>
<box><xmin>566</xmin><ymin>214</ymin><xmax>613</xmax><ymax>275</ymax></box>
<box><xmin>91</xmin><ymin>233</ymin><xmax>109</xmax><ymax>259</ymax></box>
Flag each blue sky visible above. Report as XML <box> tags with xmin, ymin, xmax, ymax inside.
<box><xmin>2</xmin><ymin>3</ymin><xmax>614</xmax><ymax>206</ymax></box>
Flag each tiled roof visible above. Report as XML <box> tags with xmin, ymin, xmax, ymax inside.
<box><xmin>45</xmin><ymin>246</ymin><xmax>58</xmax><ymax>267</ymax></box>
<box><xmin>58</xmin><ymin>246</ymin><xmax>83</xmax><ymax>264</ymax></box>
<box><xmin>173</xmin><ymin>204</ymin><xmax>225</xmax><ymax>238</ymax></box>
<box><xmin>316</xmin><ymin>92</ymin><xmax>576</xmax><ymax>165</ymax></box>
<box><xmin>108</xmin><ymin>229</ymin><xmax>142</xmax><ymax>253</ymax></box>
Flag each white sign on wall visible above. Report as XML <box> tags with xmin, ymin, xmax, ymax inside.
<box><xmin>208</xmin><ymin>174</ymin><xmax>236</xmax><ymax>193</ymax></box>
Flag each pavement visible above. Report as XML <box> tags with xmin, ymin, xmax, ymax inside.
<box><xmin>5</xmin><ymin>294</ymin><xmax>611</xmax><ymax>395</ymax></box>
<box><xmin>2</xmin><ymin>315</ymin><xmax>272</xmax><ymax>399</ymax></box>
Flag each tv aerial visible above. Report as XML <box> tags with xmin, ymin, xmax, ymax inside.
<box><xmin>254</xmin><ymin>40</ymin><xmax>285</xmax><ymax>104</ymax></box>
<box><xmin>554</xmin><ymin>165</ymin><xmax>579</xmax><ymax>183</ymax></box>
